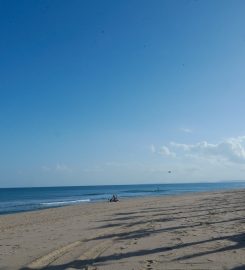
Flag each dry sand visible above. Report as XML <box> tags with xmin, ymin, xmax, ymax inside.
<box><xmin>0</xmin><ymin>189</ymin><xmax>245</xmax><ymax>270</ymax></box>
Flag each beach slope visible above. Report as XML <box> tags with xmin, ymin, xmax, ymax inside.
<box><xmin>0</xmin><ymin>189</ymin><xmax>245</xmax><ymax>269</ymax></box>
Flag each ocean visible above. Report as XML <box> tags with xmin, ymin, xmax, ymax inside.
<box><xmin>1</xmin><ymin>182</ymin><xmax>245</xmax><ymax>215</ymax></box>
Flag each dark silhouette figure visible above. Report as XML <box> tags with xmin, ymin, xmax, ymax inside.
<box><xmin>109</xmin><ymin>194</ymin><xmax>119</xmax><ymax>202</ymax></box>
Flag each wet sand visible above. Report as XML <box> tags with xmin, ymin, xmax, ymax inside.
<box><xmin>0</xmin><ymin>189</ymin><xmax>245</xmax><ymax>270</ymax></box>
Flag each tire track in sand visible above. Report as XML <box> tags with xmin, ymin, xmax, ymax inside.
<box><xmin>24</xmin><ymin>217</ymin><xmax>152</xmax><ymax>269</ymax></box>
<box><xmin>25</xmin><ymin>224</ymin><xmax>118</xmax><ymax>269</ymax></box>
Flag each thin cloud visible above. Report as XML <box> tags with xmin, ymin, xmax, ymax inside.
<box><xmin>180</xmin><ymin>127</ymin><xmax>192</xmax><ymax>133</ymax></box>
<box><xmin>56</xmin><ymin>163</ymin><xmax>71</xmax><ymax>172</ymax></box>
<box><xmin>159</xmin><ymin>146</ymin><xmax>176</xmax><ymax>157</ymax></box>
<box><xmin>152</xmin><ymin>145</ymin><xmax>176</xmax><ymax>157</ymax></box>
<box><xmin>150</xmin><ymin>144</ymin><xmax>156</xmax><ymax>153</ymax></box>
<box><xmin>41</xmin><ymin>163</ymin><xmax>72</xmax><ymax>173</ymax></box>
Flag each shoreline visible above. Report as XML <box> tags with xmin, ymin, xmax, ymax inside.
<box><xmin>1</xmin><ymin>185</ymin><xmax>245</xmax><ymax>217</ymax></box>
<box><xmin>1</xmin><ymin>189</ymin><xmax>245</xmax><ymax>269</ymax></box>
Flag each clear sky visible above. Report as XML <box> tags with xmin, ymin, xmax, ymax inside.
<box><xmin>1</xmin><ymin>0</ymin><xmax>245</xmax><ymax>187</ymax></box>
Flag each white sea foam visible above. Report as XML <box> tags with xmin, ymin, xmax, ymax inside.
<box><xmin>40</xmin><ymin>199</ymin><xmax>90</xmax><ymax>206</ymax></box>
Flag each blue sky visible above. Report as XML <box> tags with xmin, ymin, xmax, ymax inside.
<box><xmin>1</xmin><ymin>0</ymin><xmax>245</xmax><ymax>187</ymax></box>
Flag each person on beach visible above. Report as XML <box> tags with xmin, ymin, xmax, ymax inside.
<box><xmin>109</xmin><ymin>194</ymin><xmax>119</xmax><ymax>202</ymax></box>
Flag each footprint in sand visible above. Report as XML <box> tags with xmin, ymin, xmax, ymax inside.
<box><xmin>145</xmin><ymin>259</ymin><xmax>156</xmax><ymax>269</ymax></box>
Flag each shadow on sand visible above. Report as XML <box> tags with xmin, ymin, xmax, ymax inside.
<box><xmin>20</xmin><ymin>191</ymin><xmax>245</xmax><ymax>270</ymax></box>
<box><xmin>20</xmin><ymin>232</ymin><xmax>245</xmax><ymax>270</ymax></box>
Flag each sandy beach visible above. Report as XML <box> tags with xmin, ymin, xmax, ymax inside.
<box><xmin>0</xmin><ymin>189</ymin><xmax>245</xmax><ymax>270</ymax></box>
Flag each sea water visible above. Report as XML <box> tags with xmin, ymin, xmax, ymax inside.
<box><xmin>1</xmin><ymin>182</ymin><xmax>245</xmax><ymax>215</ymax></box>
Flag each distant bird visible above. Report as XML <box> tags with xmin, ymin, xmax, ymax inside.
<box><xmin>168</xmin><ymin>171</ymin><xmax>172</xmax><ymax>173</ymax></box>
